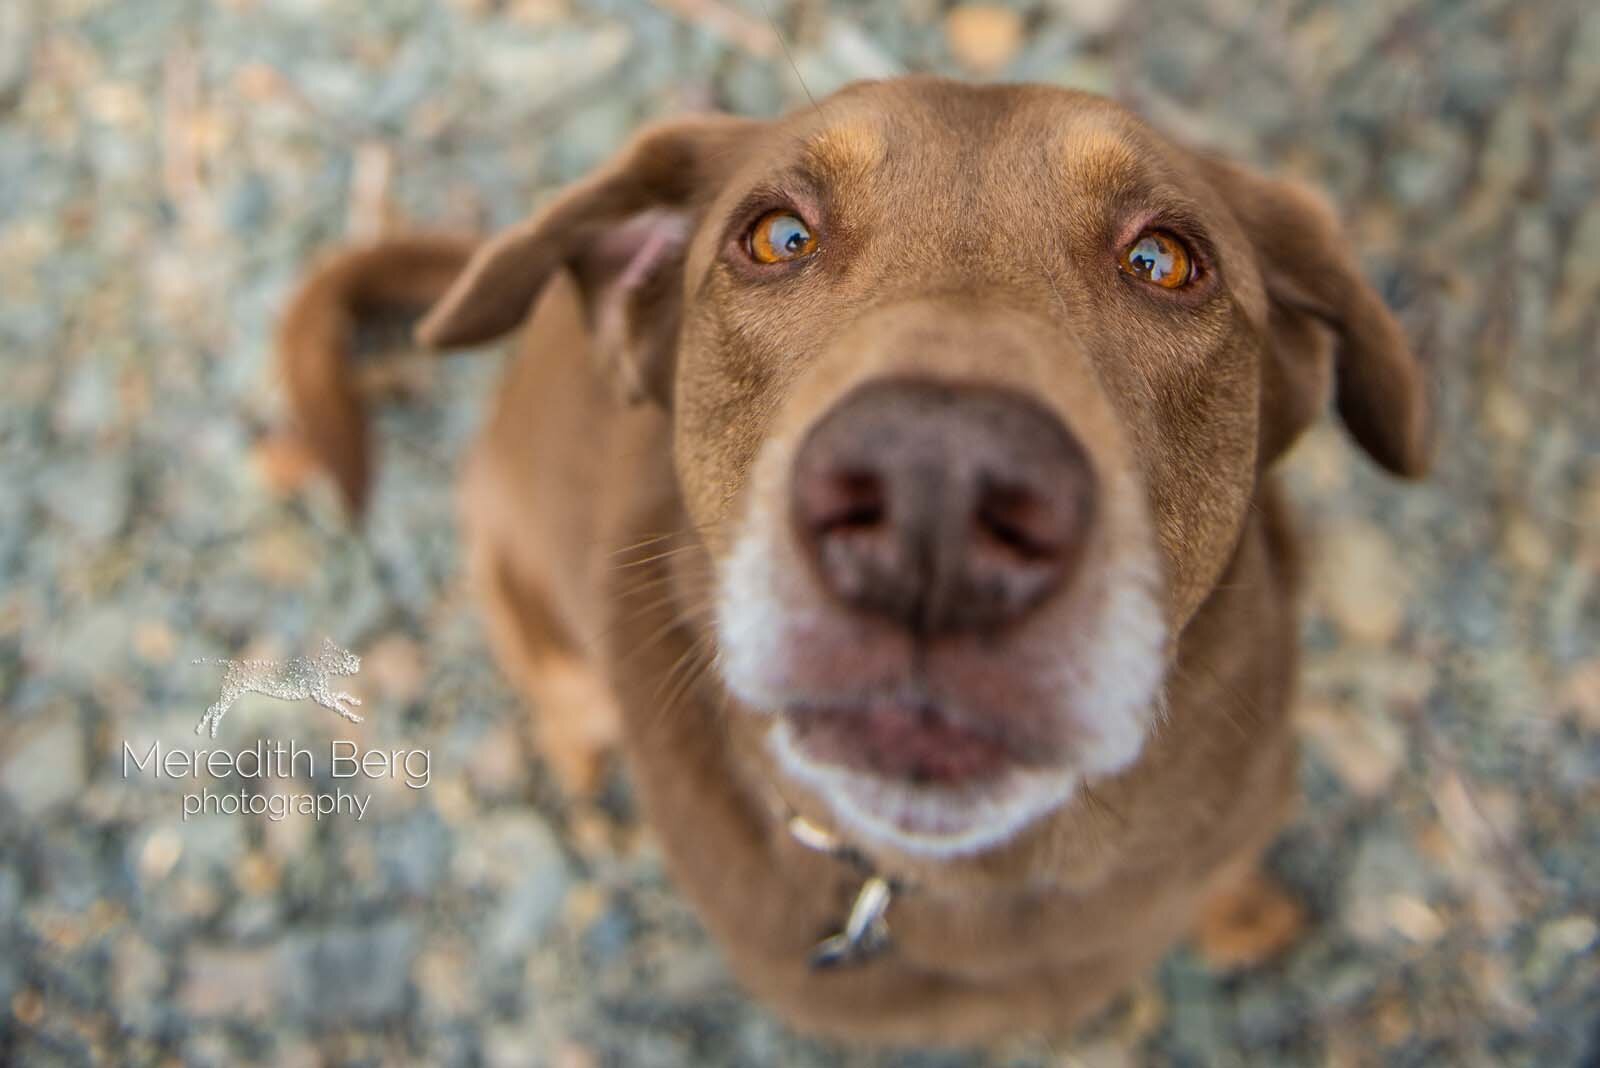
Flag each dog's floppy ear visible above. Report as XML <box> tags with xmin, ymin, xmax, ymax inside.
<box><xmin>417</xmin><ymin>114</ymin><xmax>758</xmax><ymax>405</ymax></box>
<box><xmin>1197</xmin><ymin>155</ymin><xmax>1431</xmax><ymax>478</ymax></box>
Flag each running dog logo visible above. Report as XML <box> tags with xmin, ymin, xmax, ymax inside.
<box><xmin>194</xmin><ymin>637</ymin><xmax>363</xmax><ymax>737</ymax></box>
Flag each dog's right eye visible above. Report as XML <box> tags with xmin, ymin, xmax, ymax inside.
<box><xmin>748</xmin><ymin>210</ymin><xmax>817</xmax><ymax>265</ymax></box>
<box><xmin>1119</xmin><ymin>230</ymin><xmax>1194</xmax><ymax>289</ymax></box>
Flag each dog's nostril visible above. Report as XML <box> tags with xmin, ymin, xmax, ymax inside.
<box><xmin>803</xmin><ymin>470</ymin><xmax>887</xmax><ymax>536</ymax></box>
<box><xmin>974</xmin><ymin>482</ymin><xmax>1059</xmax><ymax>561</ymax></box>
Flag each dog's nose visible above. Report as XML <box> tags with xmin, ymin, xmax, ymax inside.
<box><xmin>791</xmin><ymin>379</ymin><xmax>1096</xmax><ymax>635</ymax></box>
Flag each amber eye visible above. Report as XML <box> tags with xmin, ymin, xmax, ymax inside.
<box><xmin>1119</xmin><ymin>230</ymin><xmax>1194</xmax><ymax>289</ymax></box>
<box><xmin>748</xmin><ymin>210</ymin><xmax>817</xmax><ymax>264</ymax></box>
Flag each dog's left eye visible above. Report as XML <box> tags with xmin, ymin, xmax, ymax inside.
<box><xmin>1119</xmin><ymin>230</ymin><xmax>1194</xmax><ymax>289</ymax></box>
<box><xmin>748</xmin><ymin>210</ymin><xmax>817</xmax><ymax>265</ymax></box>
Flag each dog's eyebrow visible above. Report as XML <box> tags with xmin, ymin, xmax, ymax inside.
<box><xmin>1053</xmin><ymin>122</ymin><xmax>1146</xmax><ymax>195</ymax></box>
<box><xmin>1049</xmin><ymin>119</ymin><xmax>1219</xmax><ymax>246</ymax></box>
<box><xmin>801</xmin><ymin>122</ymin><xmax>886</xmax><ymax>186</ymax></box>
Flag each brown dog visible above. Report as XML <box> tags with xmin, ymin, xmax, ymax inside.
<box><xmin>278</xmin><ymin>78</ymin><xmax>1428</xmax><ymax>1045</ymax></box>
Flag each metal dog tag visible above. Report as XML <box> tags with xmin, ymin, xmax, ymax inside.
<box><xmin>809</xmin><ymin>875</ymin><xmax>893</xmax><ymax>970</ymax></box>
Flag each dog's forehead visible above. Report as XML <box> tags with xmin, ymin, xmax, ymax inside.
<box><xmin>758</xmin><ymin>80</ymin><xmax>1171</xmax><ymax>196</ymax></box>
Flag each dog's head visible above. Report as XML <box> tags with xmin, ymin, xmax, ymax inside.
<box><xmin>420</xmin><ymin>79</ymin><xmax>1428</xmax><ymax>860</ymax></box>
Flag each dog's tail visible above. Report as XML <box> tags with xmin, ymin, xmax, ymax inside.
<box><xmin>277</xmin><ymin>234</ymin><xmax>479</xmax><ymax>516</ymax></box>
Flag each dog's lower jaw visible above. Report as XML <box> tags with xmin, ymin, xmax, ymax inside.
<box><xmin>769</xmin><ymin>718</ymin><xmax>1083</xmax><ymax>858</ymax></box>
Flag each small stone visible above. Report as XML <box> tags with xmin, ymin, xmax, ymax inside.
<box><xmin>0</xmin><ymin>4</ymin><xmax>29</xmax><ymax>106</ymax></box>
<box><xmin>819</xmin><ymin>18</ymin><xmax>903</xmax><ymax>81</ymax></box>
<box><xmin>233</xmin><ymin>851</ymin><xmax>281</xmax><ymax>896</ymax></box>
<box><xmin>0</xmin><ymin>868</ymin><xmax>20</xmax><ymax>920</ymax></box>
<box><xmin>563</xmin><ymin>883</ymin><xmax>607</xmax><ymax>931</ymax></box>
<box><xmin>11</xmin><ymin>987</ymin><xmax>44</xmax><ymax>1027</ymax></box>
<box><xmin>54</xmin><ymin>359</ymin><xmax>119</xmax><ymax>437</ymax></box>
<box><xmin>248</xmin><ymin>524</ymin><xmax>319</xmax><ymax>587</ymax></box>
<box><xmin>1481</xmin><ymin>382</ymin><xmax>1531</xmax><ymax>444</ymax></box>
<box><xmin>467</xmin><ymin>720</ymin><xmax>530</xmax><ymax>797</ymax></box>
<box><xmin>1311</xmin><ymin>519</ymin><xmax>1408</xmax><ymax>645</ymax></box>
<box><xmin>131</xmin><ymin>619</ymin><xmax>177</xmax><ymax>663</ymax></box>
<box><xmin>1371</xmin><ymin>987</ymin><xmax>1414</xmax><ymax>1048</ymax></box>
<box><xmin>1</xmin><ymin>719</ymin><xmax>86</xmax><ymax>817</ymax></box>
<box><xmin>1297</xmin><ymin>700</ymin><xmax>1407</xmax><ymax>799</ymax></box>
<box><xmin>1344</xmin><ymin>831</ymin><xmax>1434</xmax><ymax>944</ymax></box>
<box><xmin>1479</xmin><ymin>97</ymin><xmax>1536</xmax><ymax>193</ymax></box>
<box><xmin>415</xmin><ymin>941</ymin><xmax>473</xmax><ymax>1018</ymax></box>
<box><xmin>1526</xmin><ymin>915</ymin><xmax>1598</xmax><ymax>986</ymax></box>
<box><xmin>38</xmin><ymin>457</ymin><xmax>129</xmax><ymax>545</ymax></box>
<box><xmin>182</xmin><ymin>1029</ymin><xmax>235</xmax><ymax>1068</ymax></box>
<box><xmin>170</xmin><ymin>879</ymin><xmax>223</xmax><ymax>923</ymax></box>
<box><xmin>945</xmin><ymin>6</ymin><xmax>1025</xmax><ymax>75</ymax></box>
<box><xmin>477</xmin><ymin>24</ymin><xmax>630</xmax><ymax>104</ymax></box>
<box><xmin>1061</xmin><ymin>1039</ymin><xmax>1135</xmax><ymax>1068</ymax></box>
<box><xmin>1560</xmin><ymin>658</ymin><xmax>1600</xmax><ymax>731</ymax></box>
<box><xmin>279</xmin><ymin>919</ymin><xmax>420</xmax><ymax>1023</ymax></box>
<box><xmin>361</xmin><ymin>633</ymin><xmax>427</xmax><ymax>704</ymax></box>
<box><xmin>568</xmin><ymin>809</ymin><xmax>616</xmax><ymax>858</ymax></box>
<box><xmin>476</xmin><ymin>816</ymin><xmax>571</xmax><ymax>962</ymax></box>
<box><xmin>1383</xmin><ymin>894</ymin><xmax>1446</xmax><ymax>944</ymax></box>
<box><xmin>1319</xmin><ymin>960</ymin><xmax>1380</xmax><ymax>1010</ymax></box>
<box><xmin>272</xmin><ymin>1041</ymin><xmax>322</xmax><ymax>1068</ymax></box>
<box><xmin>180</xmin><ymin>946</ymin><xmax>281</xmax><ymax>1018</ymax></box>
<box><xmin>580</xmin><ymin>900</ymin><xmax>633</xmax><ymax>963</ymax></box>
<box><xmin>1049</xmin><ymin>0</ymin><xmax>1124</xmax><ymax>34</ymax></box>
<box><xmin>174</xmin><ymin>816</ymin><xmax>248</xmax><ymax>874</ymax></box>
<box><xmin>1432</xmin><ymin>772</ymin><xmax>1519</xmax><ymax>859</ymax></box>
<box><xmin>1503</xmin><ymin>514</ymin><xmax>1552</xmax><ymax>575</ymax></box>
<box><xmin>40</xmin><ymin>606</ymin><xmax>131</xmax><ymax>682</ymax></box>
<box><xmin>1464</xmin><ymin>951</ymin><xmax>1536</xmax><ymax>1028</ymax></box>
<box><xmin>1385</xmin><ymin>120</ymin><xmax>1471</xmax><ymax>208</ymax></box>
<box><xmin>1284</xmin><ymin>425</ymin><xmax>1352</xmax><ymax>494</ymax></box>
<box><xmin>137</xmin><ymin>830</ymin><xmax>183</xmax><ymax>884</ymax></box>
<box><xmin>486</xmin><ymin>1026</ymin><xmax>541</xmax><ymax>1068</ymax></box>
<box><xmin>374</xmin><ymin>809</ymin><xmax>450</xmax><ymax>897</ymax></box>
<box><xmin>32</xmin><ymin>906</ymin><xmax>89</xmax><ymax>952</ymax></box>
<box><xmin>550</xmin><ymin>1042</ymin><xmax>599</xmax><ymax>1068</ymax></box>
<box><xmin>112</xmin><ymin>934</ymin><xmax>167</xmax><ymax>1017</ymax></box>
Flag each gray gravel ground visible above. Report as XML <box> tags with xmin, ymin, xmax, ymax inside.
<box><xmin>1</xmin><ymin>0</ymin><xmax>1597</xmax><ymax>1065</ymax></box>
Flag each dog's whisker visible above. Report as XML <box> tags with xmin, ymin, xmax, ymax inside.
<box><xmin>645</xmin><ymin>608</ymin><xmax>720</xmax><ymax>726</ymax></box>
<box><xmin>609</xmin><ymin>531</ymin><xmax>692</xmax><ymax>557</ymax></box>
<box><xmin>607</xmin><ymin>519</ymin><xmax>725</xmax><ymax>559</ymax></box>
<box><xmin>652</xmin><ymin>641</ymin><xmax>720</xmax><ymax>732</ymax></box>
<box><xmin>610</xmin><ymin>603</ymin><xmax>717</xmax><ymax>671</ymax></box>
<box><xmin>578</xmin><ymin>600</ymin><xmax>718</xmax><ymax>664</ymax></box>
<box><xmin>611</xmin><ymin>542</ymin><xmax>710</xmax><ymax>571</ymax></box>
<box><xmin>653</xmin><ymin>643</ymin><xmax>708</xmax><ymax>711</ymax></box>
<box><xmin>1166</xmin><ymin>661</ymin><xmax>1259</xmax><ymax>744</ymax></box>
<box><xmin>611</xmin><ymin>570</ymin><xmax>704</xmax><ymax>605</ymax></box>
<box><xmin>607</xmin><ymin>593</ymin><xmax>715</xmax><ymax>642</ymax></box>
<box><xmin>1079</xmin><ymin>782</ymin><xmax>1128</xmax><ymax>832</ymax></box>
<box><xmin>607</xmin><ymin>585</ymin><xmax>717</xmax><ymax>627</ymax></box>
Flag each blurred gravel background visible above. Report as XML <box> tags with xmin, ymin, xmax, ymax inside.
<box><xmin>1</xmin><ymin>0</ymin><xmax>1597</xmax><ymax>1065</ymax></box>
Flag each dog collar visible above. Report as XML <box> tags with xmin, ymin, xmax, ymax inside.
<box><xmin>785</xmin><ymin>813</ymin><xmax>907</xmax><ymax>970</ymax></box>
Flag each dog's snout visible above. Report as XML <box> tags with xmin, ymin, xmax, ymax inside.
<box><xmin>791</xmin><ymin>379</ymin><xmax>1096</xmax><ymax>635</ymax></box>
